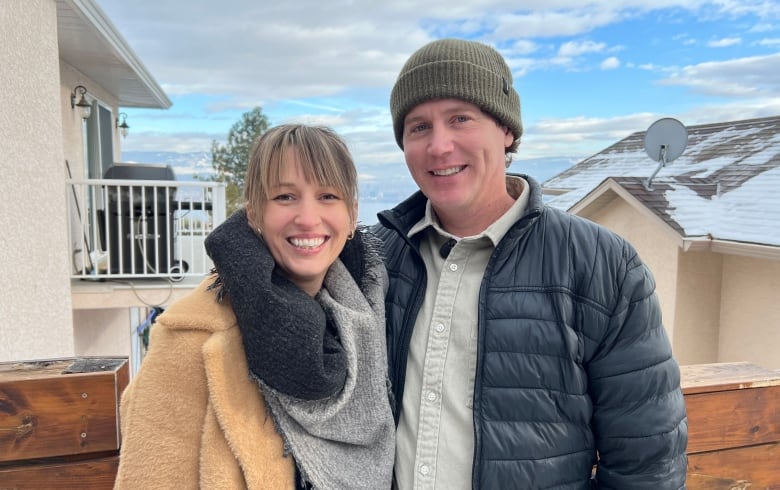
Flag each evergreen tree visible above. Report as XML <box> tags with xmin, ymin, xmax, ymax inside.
<box><xmin>210</xmin><ymin>106</ymin><xmax>270</xmax><ymax>214</ymax></box>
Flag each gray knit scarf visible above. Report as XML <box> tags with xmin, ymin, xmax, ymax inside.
<box><xmin>204</xmin><ymin>210</ymin><xmax>395</xmax><ymax>490</ymax></box>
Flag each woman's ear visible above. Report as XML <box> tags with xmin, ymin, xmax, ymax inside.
<box><xmin>245</xmin><ymin>203</ymin><xmax>261</xmax><ymax>233</ymax></box>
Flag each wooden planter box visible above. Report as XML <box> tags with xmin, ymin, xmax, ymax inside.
<box><xmin>0</xmin><ymin>357</ymin><xmax>128</xmax><ymax>489</ymax></box>
<box><xmin>682</xmin><ymin>362</ymin><xmax>780</xmax><ymax>489</ymax></box>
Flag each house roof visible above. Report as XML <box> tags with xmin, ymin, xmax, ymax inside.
<box><xmin>56</xmin><ymin>0</ymin><xmax>171</xmax><ymax>109</ymax></box>
<box><xmin>544</xmin><ymin>115</ymin><xmax>780</xmax><ymax>248</ymax></box>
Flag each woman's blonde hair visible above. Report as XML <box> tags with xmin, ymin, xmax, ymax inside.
<box><xmin>243</xmin><ymin>124</ymin><xmax>358</xmax><ymax>229</ymax></box>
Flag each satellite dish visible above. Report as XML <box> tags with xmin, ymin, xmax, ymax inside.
<box><xmin>643</xmin><ymin>117</ymin><xmax>687</xmax><ymax>190</ymax></box>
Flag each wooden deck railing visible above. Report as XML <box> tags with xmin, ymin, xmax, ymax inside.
<box><xmin>1</xmin><ymin>358</ymin><xmax>777</xmax><ymax>488</ymax></box>
<box><xmin>682</xmin><ymin>362</ymin><xmax>780</xmax><ymax>489</ymax></box>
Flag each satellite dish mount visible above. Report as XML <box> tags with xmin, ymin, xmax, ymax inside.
<box><xmin>643</xmin><ymin>117</ymin><xmax>688</xmax><ymax>190</ymax></box>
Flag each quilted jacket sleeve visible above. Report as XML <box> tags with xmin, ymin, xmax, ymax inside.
<box><xmin>587</xmin><ymin>243</ymin><xmax>688</xmax><ymax>489</ymax></box>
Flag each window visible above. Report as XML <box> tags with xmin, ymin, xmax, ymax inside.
<box><xmin>85</xmin><ymin>102</ymin><xmax>115</xmax><ymax>179</ymax></box>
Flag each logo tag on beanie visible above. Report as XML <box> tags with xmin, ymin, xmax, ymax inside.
<box><xmin>502</xmin><ymin>77</ymin><xmax>510</xmax><ymax>95</ymax></box>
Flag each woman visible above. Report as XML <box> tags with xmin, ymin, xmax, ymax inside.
<box><xmin>114</xmin><ymin>124</ymin><xmax>395</xmax><ymax>489</ymax></box>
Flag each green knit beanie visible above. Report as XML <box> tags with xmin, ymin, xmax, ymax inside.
<box><xmin>390</xmin><ymin>38</ymin><xmax>523</xmax><ymax>149</ymax></box>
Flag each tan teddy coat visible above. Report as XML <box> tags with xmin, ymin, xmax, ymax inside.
<box><xmin>114</xmin><ymin>278</ymin><xmax>295</xmax><ymax>489</ymax></box>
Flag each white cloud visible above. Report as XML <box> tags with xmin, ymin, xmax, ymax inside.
<box><xmin>558</xmin><ymin>40</ymin><xmax>607</xmax><ymax>57</ymax></box>
<box><xmin>707</xmin><ymin>37</ymin><xmax>742</xmax><ymax>47</ymax></box>
<box><xmin>98</xmin><ymin>1</ymin><xmax>774</xmax><ymax>102</ymax></box>
<box><xmin>97</xmin><ymin>0</ymin><xmax>780</xmax><ymax>161</ymax></box>
<box><xmin>749</xmin><ymin>23</ymin><xmax>776</xmax><ymax>33</ymax></box>
<box><xmin>679</xmin><ymin>97</ymin><xmax>780</xmax><ymax>124</ymax></box>
<box><xmin>522</xmin><ymin>113</ymin><xmax>655</xmax><ymax>159</ymax></box>
<box><xmin>659</xmin><ymin>52</ymin><xmax>780</xmax><ymax>97</ymax></box>
<box><xmin>510</xmin><ymin>39</ymin><xmax>538</xmax><ymax>55</ymax></box>
<box><xmin>492</xmin><ymin>8</ymin><xmax>622</xmax><ymax>39</ymax></box>
<box><xmin>600</xmin><ymin>56</ymin><xmax>620</xmax><ymax>69</ymax></box>
<box><xmin>121</xmin><ymin>131</ymin><xmax>219</xmax><ymax>153</ymax></box>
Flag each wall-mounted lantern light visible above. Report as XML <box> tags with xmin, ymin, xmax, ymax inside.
<box><xmin>70</xmin><ymin>85</ymin><xmax>92</xmax><ymax>119</ymax></box>
<box><xmin>116</xmin><ymin>112</ymin><xmax>130</xmax><ymax>139</ymax></box>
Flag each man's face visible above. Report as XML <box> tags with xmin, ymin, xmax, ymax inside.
<box><xmin>402</xmin><ymin>98</ymin><xmax>514</xmax><ymax>233</ymax></box>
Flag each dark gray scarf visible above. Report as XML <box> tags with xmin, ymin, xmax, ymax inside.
<box><xmin>205</xmin><ymin>210</ymin><xmax>395</xmax><ymax>489</ymax></box>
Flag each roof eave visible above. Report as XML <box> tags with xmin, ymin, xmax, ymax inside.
<box><xmin>572</xmin><ymin>179</ymin><xmax>780</xmax><ymax>259</ymax></box>
<box><xmin>58</xmin><ymin>0</ymin><xmax>172</xmax><ymax>109</ymax></box>
<box><xmin>569</xmin><ymin>178</ymin><xmax>685</xmax><ymax>246</ymax></box>
<box><xmin>708</xmin><ymin>239</ymin><xmax>780</xmax><ymax>260</ymax></box>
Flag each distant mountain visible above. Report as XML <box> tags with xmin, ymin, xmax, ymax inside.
<box><xmin>120</xmin><ymin>150</ymin><xmax>578</xmax><ymax>223</ymax></box>
<box><xmin>121</xmin><ymin>151</ymin><xmax>214</xmax><ymax>182</ymax></box>
<box><xmin>513</xmin><ymin>156</ymin><xmax>581</xmax><ymax>183</ymax></box>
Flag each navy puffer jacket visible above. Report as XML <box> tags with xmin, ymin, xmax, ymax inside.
<box><xmin>372</xmin><ymin>175</ymin><xmax>688</xmax><ymax>489</ymax></box>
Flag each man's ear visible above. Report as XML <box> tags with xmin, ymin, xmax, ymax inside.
<box><xmin>503</xmin><ymin>126</ymin><xmax>514</xmax><ymax>148</ymax></box>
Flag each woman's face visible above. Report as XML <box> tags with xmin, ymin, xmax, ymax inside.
<box><xmin>260</xmin><ymin>152</ymin><xmax>353</xmax><ymax>296</ymax></box>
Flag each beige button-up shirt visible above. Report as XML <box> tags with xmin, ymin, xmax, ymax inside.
<box><xmin>394</xmin><ymin>177</ymin><xmax>530</xmax><ymax>490</ymax></box>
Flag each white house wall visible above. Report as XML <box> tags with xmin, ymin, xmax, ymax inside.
<box><xmin>0</xmin><ymin>0</ymin><xmax>74</xmax><ymax>361</ymax></box>
<box><xmin>672</xmin><ymin>250</ymin><xmax>722</xmax><ymax>365</ymax></box>
<box><xmin>73</xmin><ymin>308</ymin><xmax>132</xmax><ymax>358</ymax></box>
<box><xmin>719</xmin><ymin>255</ymin><xmax>780</xmax><ymax>369</ymax></box>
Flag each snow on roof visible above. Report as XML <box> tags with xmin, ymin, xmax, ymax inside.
<box><xmin>544</xmin><ymin>115</ymin><xmax>780</xmax><ymax>247</ymax></box>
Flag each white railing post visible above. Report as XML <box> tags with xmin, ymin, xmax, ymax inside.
<box><xmin>212</xmin><ymin>182</ymin><xmax>227</xmax><ymax>224</ymax></box>
<box><xmin>66</xmin><ymin>177</ymin><xmax>226</xmax><ymax>281</ymax></box>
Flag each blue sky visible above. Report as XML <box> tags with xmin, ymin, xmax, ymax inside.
<box><xmin>98</xmin><ymin>1</ymin><xmax>780</xmax><ymax>168</ymax></box>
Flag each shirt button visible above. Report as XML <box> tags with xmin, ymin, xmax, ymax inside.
<box><xmin>449</xmin><ymin>263</ymin><xmax>458</xmax><ymax>272</ymax></box>
<box><xmin>426</xmin><ymin>391</ymin><xmax>437</xmax><ymax>402</ymax></box>
<box><xmin>420</xmin><ymin>464</ymin><xmax>430</xmax><ymax>476</ymax></box>
<box><xmin>435</xmin><ymin>323</ymin><xmax>445</xmax><ymax>333</ymax></box>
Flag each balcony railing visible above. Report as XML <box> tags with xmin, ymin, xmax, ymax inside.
<box><xmin>67</xmin><ymin>178</ymin><xmax>226</xmax><ymax>281</ymax></box>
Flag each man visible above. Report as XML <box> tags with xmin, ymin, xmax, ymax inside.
<box><xmin>372</xmin><ymin>38</ymin><xmax>688</xmax><ymax>489</ymax></box>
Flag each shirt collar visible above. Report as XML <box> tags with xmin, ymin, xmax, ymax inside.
<box><xmin>407</xmin><ymin>175</ymin><xmax>530</xmax><ymax>247</ymax></box>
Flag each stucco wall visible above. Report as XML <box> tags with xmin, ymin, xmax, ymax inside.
<box><xmin>0</xmin><ymin>0</ymin><xmax>75</xmax><ymax>361</ymax></box>
<box><xmin>73</xmin><ymin>308</ymin><xmax>132</xmax><ymax>357</ymax></box>
<box><xmin>74</xmin><ymin>306</ymin><xmax>153</xmax><ymax>376</ymax></box>
<box><xmin>672</xmin><ymin>250</ymin><xmax>722</xmax><ymax>365</ymax></box>
<box><xmin>60</xmin><ymin>63</ymin><xmax>132</xmax><ymax>362</ymax></box>
<box><xmin>719</xmin><ymin>255</ymin><xmax>780</xmax><ymax>369</ymax></box>
<box><xmin>60</xmin><ymin>61</ymin><xmax>122</xmax><ymax>178</ymax></box>
<box><xmin>580</xmin><ymin>194</ymin><xmax>680</xmax><ymax>342</ymax></box>
<box><xmin>60</xmin><ymin>64</ymin><xmax>88</xmax><ymax>183</ymax></box>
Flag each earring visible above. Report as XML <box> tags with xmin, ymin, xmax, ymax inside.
<box><xmin>348</xmin><ymin>229</ymin><xmax>356</xmax><ymax>240</ymax></box>
<box><xmin>256</xmin><ymin>227</ymin><xmax>262</xmax><ymax>235</ymax></box>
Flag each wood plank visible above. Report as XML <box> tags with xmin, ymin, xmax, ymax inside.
<box><xmin>0</xmin><ymin>357</ymin><xmax>128</xmax><ymax>462</ymax></box>
<box><xmin>685</xmin><ymin>385</ymin><xmax>780</xmax><ymax>454</ymax></box>
<box><xmin>0</xmin><ymin>453</ymin><xmax>118</xmax><ymax>490</ymax></box>
<box><xmin>686</xmin><ymin>442</ymin><xmax>779</xmax><ymax>489</ymax></box>
<box><xmin>681</xmin><ymin>362</ymin><xmax>780</xmax><ymax>395</ymax></box>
